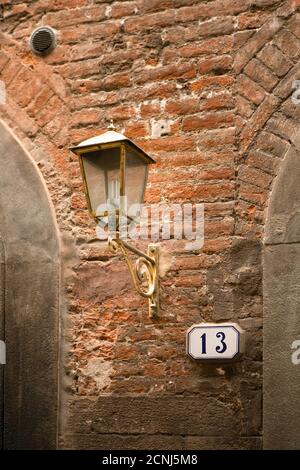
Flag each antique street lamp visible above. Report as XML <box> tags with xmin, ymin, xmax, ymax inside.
<box><xmin>70</xmin><ymin>129</ymin><xmax>159</xmax><ymax>317</ymax></box>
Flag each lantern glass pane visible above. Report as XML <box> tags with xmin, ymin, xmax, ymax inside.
<box><xmin>125</xmin><ymin>146</ymin><xmax>148</xmax><ymax>220</ymax></box>
<box><xmin>81</xmin><ymin>147</ymin><xmax>120</xmax><ymax>216</ymax></box>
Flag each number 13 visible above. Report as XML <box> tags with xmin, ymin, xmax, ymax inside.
<box><xmin>200</xmin><ymin>331</ymin><xmax>227</xmax><ymax>354</ymax></box>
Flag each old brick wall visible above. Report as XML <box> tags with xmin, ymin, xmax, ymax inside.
<box><xmin>0</xmin><ymin>0</ymin><xmax>299</xmax><ymax>450</ymax></box>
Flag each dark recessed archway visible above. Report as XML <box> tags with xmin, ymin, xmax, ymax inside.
<box><xmin>264</xmin><ymin>143</ymin><xmax>300</xmax><ymax>449</ymax></box>
<box><xmin>0</xmin><ymin>119</ymin><xmax>60</xmax><ymax>449</ymax></box>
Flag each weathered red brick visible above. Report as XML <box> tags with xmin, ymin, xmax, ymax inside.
<box><xmin>190</xmin><ymin>75</ymin><xmax>234</xmax><ymax>93</ymax></box>
<box><xmin>144</xmin><ymin>187</ymin><xmax>161</xmax><ymax>203</ymax></box>
<box><xmin>198</xmin><ymin>128</ymin><xmax>236</xmax><ymax>150</ymax></box>
<box><xmin>182</xmin><ymin>111</ymin><xmax>235</xmax><ymax>131</ymax></box>
<box><xmin>149</xmin><ymin>167</ymin><xmax>234</xmax><ymax>183</ymax></box>
<box><xmin>239</xmin><ymin>182</ymin><xmax>267</xmax><ymax>206</ymax></box>
<box><xmin>205</xmin><ymin>217</ymin><xmax>235</xmax><ymax>237</ymax></box>
<box><xmin>156</xmin><ymin>151</ymin><xmax>235</xmax><ymax>169</ymax></box>
<box><xmin>203</xmin><ymin>238</ymin><xmax>232</xmax><ymax>253</ymax></box>
<box><xmin>287</xmin><ymin>12</ymin><xmax>300</xmax><ymax>38</ymax></box>
<box><xmin>166</xmin><ymin>181</ymin><xmax>235</xmax><ymax>202</ymax></box>
<box><xmin>106</xmin><ymin>105</ymin><xmax>136</xmax><ymax>120</ymax></box>
<box><xmin>70</xmin><ymin>91</ymin><xmax>120</xmax><ymax>111</ymax></box>
<box><xmin>0</xmin><ymin>51</ymin><xmax>9</xmax><ymax>71</ymax></box>
<box><xmin>240</xmin><ymin>95</ymin><xmax>280</xmax><ymax>152</ymax></box>
<box><xmin>236</xmin><ymin>74</ymin><xmax>266</xmax><ymax>106</ymax></box>
<box><xmin>175</xmin><ymin>0</ymin><xmax>247</xmax><ymax>23</ymax></box>
<box><xmin>44</xmin><ymin>112</ymin><xmax>69</xmax><ymax>141</ymax></box>
<box><xmin>124</xmin><ymin>122</ymin><xmax>149</xmax><ymax>138</ymax></box>
<box><xmin>72</xmin><ymin>73</ymin><xmax>131</xmax><ymax>93</ymax></box>
<box><xmin>238</xmin><ymin>164</ymin><xmax>272</xmax><ymax>189</ymax></box>
<box><xmin>43</xmin><ymin>5</ymin><xmax>106</xmax><ymax>28</ymax></box>
<box><xmin>258</xmin><ymin>44</ymin><xmax>292</xmax><ymax>77</ymax></box>
<box><xmin>266</xmin><ymin>112</ymin><xmax>298</xmax><ymax>143</ymax></box>
<box><xmin>256</xmin><ymin>131</ymin><xmax>290</xmax><ymax>157</ymax></box>
<box><xmin>236</xmin><ymin>95</ymin><xmax>255</xmax><ymax>119</ymax></box>
<box><xmin>26</xmin><ymin>87</ymin><xmax>54</xmax><ymax>118</ymax></box>
<box><xmin>175</xmin><ymin>274</ymin><xmax>205</xmax><ymax>287</ymax></box>
<box><xmin>124</xmin><ymin>10</ymin><xmax>175</xmax><ymax>33</ymax></box>
<box><xmin>200</xmin><ymin>93</ymin><xmax>235</xmax><ymax>112</ymax></box>
<box><xmin>57</xmin><ymin>58</ymin><xmax>101</xmax><ymax>79</ymax></box>
<box><xmin>70</xmin><ymin>109</ymin><xmax>102</xmax><ymax>128</ymax></box>
<box><xmin>139</xmin><ymin>0</ymin><xmax>173</xmax><ymax>13</ymax></box>
<box><xmin>140</xmin><ymin>103</ymin><xmax>161</xmax><ymax>118</ymax></box>
<box><xmin>237</xmin><ymin>11</ymin><xmax>270</xmax><ymax>29</ymax></box>
<box><xmin>273</xmin><ymin>62</ymin><xmax>300</xmax><ymax>99</ymax></box>
<box><xmin>136</xmin><ymin>63</ymin><xmax>197</xmax><ymax>84</ymax></box>
<box><xmin>245</xmin><ymin>59</ymin><xmax>278</xmax><ymax>93</ymax></box>
<box><xmin>277</xmin><ymin>0</ymin><xmax>300</xmax><ymax>17</ymax></box>
<box><xmin>69</xmin><ymin>44</ymin><xmax>104</xmax><ymax>63</ymax></box>
<box><xmin>110</xmin><ymin>1</ymin><xmax>137</xmax><ymax>18</ymax></box>
<box><xmin>164</xmin><ymin>37</ymin><xmax>233</xmax><ymax>61</ymax></box>
<box><xmin>234</xmin><ymin>17</ymin><xmax>283</xmax><ymax>73</ymax></box>
<box><xmin>234</xmin><ymin>30</ymin><xmax>254</xmax><ymax>49</ymax></box>
<box><xmin>127</xmin><ymin>82</ymin><xmax>177</xmax><ymax>101</ymax></box>
<box><xmin>35</xmin><ymin>95</ymin><xmax>64</xmax><ymax>127</ymax></box>
<box><xmin>273</xmin><ymin>29</ymin><xmax>300</xmax><ymax>61</ymax></box>
<box><xmin>0</xmin><ymin>60</ymin><xmax>22</xmax><ymax>86</ymax></box>
<box><xmin>32</xmin><ymin>0</ymin><xmax>87</xmax><ymax>13</ymax></box>
<box><xmin>165</xmin><ymin>98</ymin><xmax>198</xmax><ymax>116</ymax></box>
<box><xmin>140</xmin><ymin>136</ymin><xmax>196</xmax><ymax>153</ymax></box>
<box><xmin>247</xmin><ymin>150</ymin><xmax>281</xmax><ymax>174</ymax></box>
<box><xmin>198</xmin><ymin>55</ymin><xmax>232</xmax><ymax>75</ymax></box>
<box><xmin>2</xmin><ymin>98</ymin><xmax>38</xmax><ymax>137</ymax></box>
<box><xmin>61</xmin><ymin>22</ymin><xmax>120</xmax><ymax>44</ymax></box>
<box><xmin>2</xmin><ymin>3</ymin><xmax>29</xmax><ymax>18</ymax></box>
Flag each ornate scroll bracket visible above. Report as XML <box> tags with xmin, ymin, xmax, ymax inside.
<box><xmin>108</xmin><ymin>236</ymin><xmax>159</xmax><ymax>318</ymax></box>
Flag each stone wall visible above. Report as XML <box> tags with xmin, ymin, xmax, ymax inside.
<box><xmin>1</xmin><ymin>0</ymin><xmax>300</xmax><ymax>449</ymax></box>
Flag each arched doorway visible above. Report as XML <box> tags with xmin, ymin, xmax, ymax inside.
<box><xmin>0</xmin><ymin>120</ymin><xmax>60</xmax><ymax>449</ymax></box>
<box><xmin>264</xmin><ymin>144</ymin><xmax>300</xmax><ymax>449</ymax></box>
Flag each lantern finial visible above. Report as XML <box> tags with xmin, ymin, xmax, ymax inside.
<box><xmin>108</xmin><ymin>119</ymin><xmax>115</xmax><ymax>131</ymax></box>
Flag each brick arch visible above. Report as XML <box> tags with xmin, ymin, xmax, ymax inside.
<box><xmin>0</xmin><ymin>29</ymin><xmax>71</xmax><ymax>148</ymax></box>
<box><xmin>0</xmin><ymin>29</ymin><xmax>81</xmax><ymax>234</ymax></box>
<box><xmin>235</xmin><ymin>0</ymin><xmax>300</xmax><ymax>237</ymax></box>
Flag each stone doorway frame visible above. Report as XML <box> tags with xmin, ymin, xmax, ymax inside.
<box><xmin>264</xmin><ymin>143</ymin><xmax>300</xmax><ymax>449</ymax></box>
<box><xmin>0</xmin><ymin>119</ymin><xmax>60</xmax><ymax>449</ymax></box>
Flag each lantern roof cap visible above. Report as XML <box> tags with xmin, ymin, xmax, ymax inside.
<box><xmin>76</xmin><ymin>130</ymin><xmax>127</xmax><ymax>147</ymax></box>
<box><xmin>70</xmin><ymin>130</ymin><xmax>155</xmax><ymax>163</ymax></box>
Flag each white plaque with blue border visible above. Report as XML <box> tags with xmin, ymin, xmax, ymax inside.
<box><xmin>187</xmin><ymin>323</ymin><xmax>245</xmax><ymax>360</ymax></box>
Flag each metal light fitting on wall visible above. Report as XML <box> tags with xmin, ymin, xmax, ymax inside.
<box><xmin>70</xmin><ymin>128</ymin><xmax>159</xmax><ymax>318</ymax></box>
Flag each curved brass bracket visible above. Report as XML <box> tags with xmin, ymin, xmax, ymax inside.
<box><xmin>108</xmin><ymin>237</ymin><xmax>159</xmax><ymax>318</ymax></box>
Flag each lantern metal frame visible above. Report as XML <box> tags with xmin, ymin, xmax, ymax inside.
<box><xmin>70</xmin><ymin>137</ymin><xmax>159</xmax><ymax>318</ymax></box>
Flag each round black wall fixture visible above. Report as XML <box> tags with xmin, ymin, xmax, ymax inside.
<box><xmin>30</xmin><ymin>26</ymin><xmax>57</xmax><ymax>56</ymax></box>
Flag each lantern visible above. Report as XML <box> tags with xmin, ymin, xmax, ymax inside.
<box><xmin>70</xmin><ymin>130</ymin><xmax>155</xmax><ymax>223</ymax></box>
<box><xmin>70</xmin><ymin>130</ymin><xmax>159</xmax><ymax>318</ymax></box>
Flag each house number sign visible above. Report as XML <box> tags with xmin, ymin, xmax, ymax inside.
<box><xmin>187</xmin><ymin>323</ymin><xmax>245</xmax><ymax>360</ymax></box>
